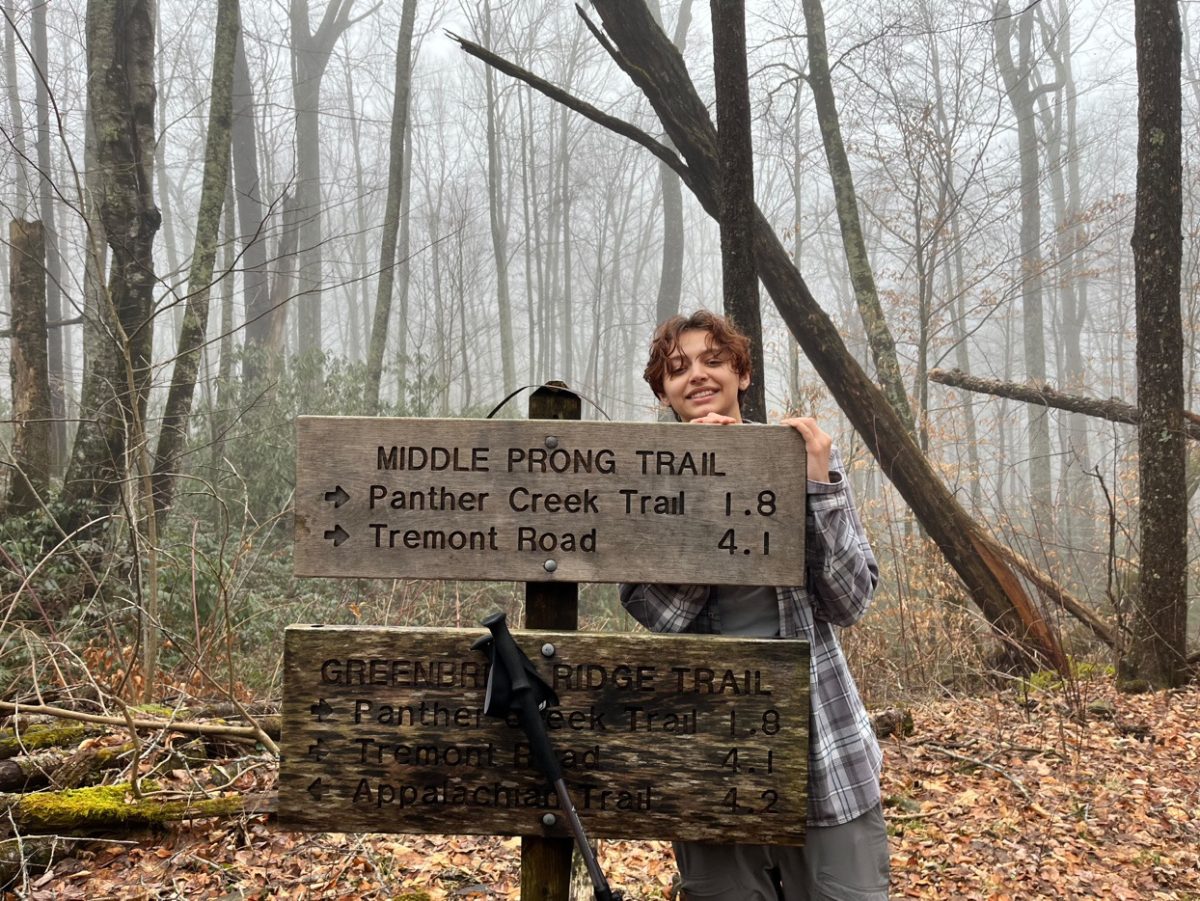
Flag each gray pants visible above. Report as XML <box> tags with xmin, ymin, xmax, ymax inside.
<box><xmin>672</xmin><ymin>803</ymin><xmax>889</xmax><ymax>900</ymax></box>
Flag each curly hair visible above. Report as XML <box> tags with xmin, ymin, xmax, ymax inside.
<box><xmin>643</xmin><ymin>310</ymin><xmax>753</xmax><ymax>400</ymax></box>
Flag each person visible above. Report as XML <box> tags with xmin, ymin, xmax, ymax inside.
<box><xmin>619</xmin><ymin>310</ymin><xmax>889</xmax><ymax>900</ymax></box>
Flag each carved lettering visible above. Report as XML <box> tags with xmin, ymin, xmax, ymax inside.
<box><xmin>671</xmin><ymin>667</ymin><xmax>771</xmax><ymax>695</ymax></box>
<box><xmin>508</xmin><ymin>487</ymin><xmax>599</xmax><ymax>514</ymax></box>
<box><xmin>550</xmin><ymin>663</ymin><xmax>657</xmax><ymax>693</ymax></box>
<box><xmin>515</xmin><ymin>527</ymin><xmax>597</xmax><ymax>553</ymax></box>
<box><xmin>376</xmin><ymin>446</ymin><xmax>489</xmax><ymax>472</ymax></box>
<box><xmin>369</xmin><ymin>524</ymin><xmax>500</xmax><ymax>551</ymax></box>
<box><xmin>505</xmin><ymin>446</ymin><xmax>617</xmax><ymax>474</ymax></box>
<box><xmin>633</xmin><ymin>449</ymin><xmax>727</xmax><ymax>477</ymax></box>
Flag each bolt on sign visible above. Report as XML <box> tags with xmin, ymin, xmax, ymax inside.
<box><xmin>295</xmin><ymin>417</ymin><xmax>806</xmax><ymax>585</ymax></box>
<box><xmin>280</xmin><ymin>625</ymin><xmax>811</xmax><ymax>844</ymax></box>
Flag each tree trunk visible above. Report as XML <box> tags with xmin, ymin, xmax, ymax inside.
<box><xmin>150</xmin><ymin>0</ymin><xmax>238</xmax><ymax>524</ymax></box>
<box><xmin>3</xmin><ymin>0</ymin><xmax>32</xmax><ymax>218</ymax></box>
<box><xmin>1042</xmin><ymin>1</ymin><xmax>1095</xmax><ymax>554</ymax></box>
<box><xmin>213</xmin><ymin>177</ymin><xmax>236</xmax><ymax>471</ymax></box>
<box><xmin>0</xmin><ymin>742</ymin><xmax>133</xmax><ymax>793</ymax></box>
<box><xmin>62</xmin><ymin>0</ymin><xmax>160</xmax><ymax>531</ymax></box>
<box><xmin>559</xmin><ymin>104</ymin><xmax>574</xmax><ymax>384</ymax></box>
<box><xmin>4</xmin><ymin>219</ymin><xmax>52</xmax><ymax>516</ymax></box>
<box><xmin>711</xmin><ymin>0</ymin><xmax>765</xmax><ymax>423</ymax></box>
<box><xmin>458</xmin><ymin>6</ymin><xmax>1068</xmax><ymax>671</ymax></box>
<box><xmin>289</xmin><ymin>0</ymin><xmax>359</xmax><ymax>373</ymax></box>
<box><xmin>994</xmin><ymin>0</ymin><xmax>1053</xmax><ymax>534</ymax></box>
<box><xmin>365</xmin><ymin>0</ymin><xmax>417</xmax><ymax>414</ymax></box>
<box><xmin>232</xmin><ymin>22</ymin><xmax>274</xmax><ymax>385</ymax></box>
<box><xmin>395</xmin><ymin>124</ymin><xmax>413</xmax><ymax>403</ymax></box>
<box><xmin>1123</xmin><ymin>0</ymin><xmax>1187</xmax><ymax>689</ymax></box>
<box><xmin>648</xmin><ymin>0</ymin><xmax>692</xmax><ymax>324</ymax></box>
<box><xmin>31</xmin><ymin>0</ymin><xmax>66</xmax><ymax>473</ymax></box>
<box><xmin>801</xmin><ymin>0</ymin><xmax>916</xmax><ymax>437</ymax></box>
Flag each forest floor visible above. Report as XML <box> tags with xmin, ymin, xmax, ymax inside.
<box><xmin>8</xmin><ymin>678</ymin><xmax>1199</xmax><ymax>900</ymax></box>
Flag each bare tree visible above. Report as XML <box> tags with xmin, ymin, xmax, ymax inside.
<box><xmin>994</xmin><ymin>0</ymin><xmax>1057</xmax><ymax>533</ymax></box>
<box><xmin>711</xmin><ymin>0</ymin><xmax>765</xmax><ymax>422</ymax></box>
<box><xmin>801</xmin><ymin>0</ymin><xmax>916</xmax><ymax>437</ymax></box>
<box><xmin>151</xmin><ymin>0</ymin><xmax>239</xmax><ymax>522</ymax></box>
<box><xmin>364</xmin><ymin>0</ymin><xmax>418</xmax><ymax>413</ymax></box>
<box><xmin>647</xmin><ymin>0</ymin><xmax>692</xmax><ymax>324</ymax></box>
<box><xmin>453</xmin><ymin>5</ymin><xmax>1071</xmax><ymax>670</ymax></box>
<box><xmin>4</xmin><ymin>219</ymin><xmax>51</xmax><ymax>515</ymax></box>
<box><xmin>1124</xmin><ymin>0</ymin><xmax>1187</xmax><ymax>689</ymax></box>
<box><xmin>289</xmin><ymin>0</ymin><xmax>364</xmax><ymax>366</ymax></box>
<box><xmin>232</xmin><ymin>22</ymin><xmax>275</xmax><ymax>385</ymax></box>
<box><xmin>62</xmin><ymin>0</ymin><xmax>160</xmax><ymax>529</ymax></box>
<box><xmin>31</xmin><ymin>0</ymin><xmax>66</xmax><ymax>471</ymax></box>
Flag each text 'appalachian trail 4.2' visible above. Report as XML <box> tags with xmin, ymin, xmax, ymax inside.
<box><xmin>294</xmin><ymin>416</ymin><xmax>806</xmax><ymax>586</ymax></box>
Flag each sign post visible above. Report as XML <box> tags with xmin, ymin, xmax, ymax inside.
<box><xmin>286</xmin><ymin>390</ymin><xmax>812</xmax><ymax>898</ymax></box>
<box><xmin>523</xmin><ymin>383</ymin><xmax>580</xmax><ymax>900</ymax></box>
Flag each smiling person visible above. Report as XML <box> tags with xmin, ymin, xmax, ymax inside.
<box><xmin>620</xmin><ymin>310</ymin><xmax>889</xmax><ymax>900</ymax></box>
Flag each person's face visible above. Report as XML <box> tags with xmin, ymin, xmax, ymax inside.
<box><xmin>659</xmin><ymin>329</ymin><xmax>750</xmax><ymax>421</ymax></box>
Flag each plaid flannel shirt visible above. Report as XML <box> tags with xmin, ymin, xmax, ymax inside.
<box><xmin>619</xmin><ymin>446</ymin><xmax>882</xmax><ymax>827</ymax></box>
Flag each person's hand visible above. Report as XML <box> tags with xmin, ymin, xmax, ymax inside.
<box><xmin>781</xmin><ymin>417</ymin><xmax>832</xmax><ymax>482</ymax></box>
<box><xmin>688</xmin><ymin>412</ymin><xmax>739</xmax><ymax>425</ymax></box>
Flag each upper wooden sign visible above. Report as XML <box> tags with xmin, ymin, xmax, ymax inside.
<box><xmin>295</xmin><ymin>417</ymin><xmax>806</xmax><ymax>585</ymax></box>
<box><xmin>279</xmin><ymin>624</ymin><xmax>811</xmax><ymax>844</ymax></box>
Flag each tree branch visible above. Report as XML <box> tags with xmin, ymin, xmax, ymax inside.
<box><xmin>0</xmin><ymin>701</ymin><xmax>279</xmax><ymax>744</ymax></box>
<box><xmin>446</xmin><ymin>30</ymin><xmax>694</xmax><ymax>188</ymax></box>
<box><xmin>928</xmin><ymin>368</ymin><xmax>1200</xmax><ymax>441</ymax></box>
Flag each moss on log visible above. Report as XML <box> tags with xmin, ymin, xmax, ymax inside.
<box><xmin>0</xmin><ymin>724</ymin><xmax>91</xmax><ymax>760</ymax></box>
<box><xmin>3</xmin><ymin>782</ymin><xmax>249</xmax><ymax>832</ymax></box>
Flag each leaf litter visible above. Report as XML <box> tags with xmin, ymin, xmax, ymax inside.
<box><xmin>7</xmin><ymin>680</ymin><xmax>1198</xmax><ymax>900</ymax></box>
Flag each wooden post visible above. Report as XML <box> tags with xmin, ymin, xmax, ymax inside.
<box><xmin>521</xmin><ymin>381</ymin><xmax>580</xmax><ymax>900</ymax></box>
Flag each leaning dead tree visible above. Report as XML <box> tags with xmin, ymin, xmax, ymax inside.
<box><xmin>454</xmin><ymin>4</ymin><xmax>1072</xmax><ymax>672</ymax></box>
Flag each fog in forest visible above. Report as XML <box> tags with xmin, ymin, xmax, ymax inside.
<box><xmin>0</xmin><ymin>0</ymin><xmax>1196</xmax><ymax>696</ymax></box>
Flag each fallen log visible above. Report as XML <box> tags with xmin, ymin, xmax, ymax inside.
<box><xmin>871</xmin><ymin>708</ymin><xmax>914</xmax><ymax>740</ymax></box>
<box><xmin>0</xmin><ymin>724</ymin><xmax>94</xmax><ymax>760</ymax></box>
<box><xmin>0</xmin><ymin>835</ymin><xmax>83</xmax><ymax>889</ymax></box>
<box><xmin>0</xmin><ymin>750</ymin><xmax>62</xmax><ymax>793</ymax></box>
<box><xmin>0</xmin><ymin>702</ymin><xmax>280</xmax><ymax>746</ymax></box>
<box><xmin>928</xmin><ymin>369</ymin><xmax>1200</xmax><ymax>441</ymax></box>
<box><xmin>1</xmin><ymin>783</ymin><xmax>276</xmax><ymax>834</ymax></box>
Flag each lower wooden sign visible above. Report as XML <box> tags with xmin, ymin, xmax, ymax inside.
<box><xmin>280</xmin><ymin>624</ymin><xmax>811</xmax><ymax>845</ymax></box>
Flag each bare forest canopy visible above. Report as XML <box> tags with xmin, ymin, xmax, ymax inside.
<box><xmin>0</xmin><ymin>0</ymin><xmax>1197</xmax><ymax>724</ymax></box>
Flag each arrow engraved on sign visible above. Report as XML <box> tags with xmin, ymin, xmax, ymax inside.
<box><xmin>311</xmin><ymin>699</ymin><xmax>334</xmax><ymax>721</ymax></box>
<box><xmin>308</xmin><ymin>739</ymin><xmax>328</xmax><ymax>762</ymax></box>
<box><xmin>324</xmin><ymin>525</ymin><xmax>349</xmax><ymax>546</ymax></box>
<box><xmin>324</xmin><ymin>485</ymin><xmax>349</xmax><ymax>507</ymax></box>
<box><xmin>307</xmin><ymin>777</ymin><xmax>326</xmax><ymax>801</ymax></box>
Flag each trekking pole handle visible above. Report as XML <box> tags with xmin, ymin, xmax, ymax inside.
<box><xmin>480</xmin><ymin>611</ymin><xmax>564</xmax><ymax>784</ymax></box>
<box><xmin>480</xmin><ymin>611</ymin><xmax>531</xmax><ymax>693</ymax></box>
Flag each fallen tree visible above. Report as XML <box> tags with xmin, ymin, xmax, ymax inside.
<box><xmin>453</xmin><ymin>5</ymin><xmax>1069</xmax><ymax>672</ymax></box>
<box><xmin>928</xmin><ymin>369</ymin><xmax>1200</xmax><ymax>670</ymax></box>
<box><xmin>0</xmin><ymin>836</ymin><xmax>83</xmax><ymax>889</ymax></box>
<box><xmin>928</xmin><ymin>369</ymin><xmax>1200</xmax><ymax>442</ymax></box>
<box><xmin>0</xmin><ymin>783</ymin><xmax>275</xmax><ymax>834</ymax></box>
<box><xmin>0</xmin><ymin>702</ymin><xmax>280</xmax><ymax>751</ymax></box>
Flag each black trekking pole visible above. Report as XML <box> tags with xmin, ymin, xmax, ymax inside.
<box><xmin>472</xmin><ymin>611</ymin><xmax>622</xmax><ymax>901</ymax></box>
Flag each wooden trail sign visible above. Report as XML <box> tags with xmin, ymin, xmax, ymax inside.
<box><xmin>280</xmin><ymin>624</ymin><xmax>811</xmax><ymax>845</ymax></box>
<box><xmin>294</xmin><ymin>416</ymin><xmax>806</xmax><ymax>585</ymax></box>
